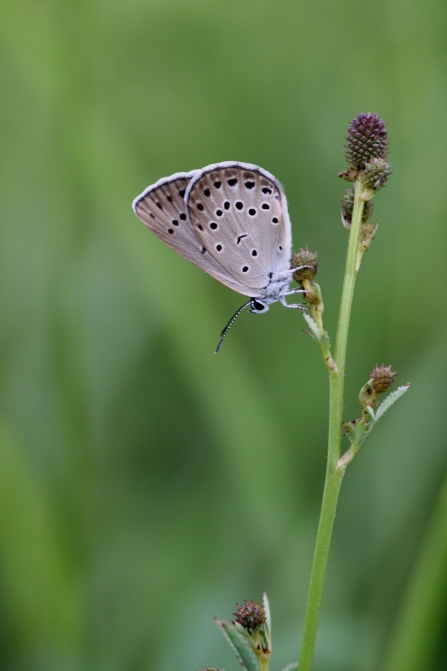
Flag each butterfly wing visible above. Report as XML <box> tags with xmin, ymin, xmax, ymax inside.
<box><xmin>133</xmin><ymin>171</ymin><xmax>253</xmax><ymax>295</ymax></box>
<box><xmin>185</xmin><ymin>162</ymin><xmax>292</xmax><ymax>295</ymax></box>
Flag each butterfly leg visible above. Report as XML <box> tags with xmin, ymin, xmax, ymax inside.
<box><xmin>278</xmin><ymin>265</ymin><xmax>313</xmax><ymax>279</ymax></box>
<box><xmin>280</xmin><ymin>292</ymin><xmax>307</xmax><ymax>310</ymax></box>
<box><xmin>283</xmin><ymin>287</ymin><xmax>306</xmax><ymax>296</ymax></box>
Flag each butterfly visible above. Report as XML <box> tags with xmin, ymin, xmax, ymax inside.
<box><xmin>132</xmin><ymin>162</ymin><xmax>303</xmax><ymax>351</ymax></box>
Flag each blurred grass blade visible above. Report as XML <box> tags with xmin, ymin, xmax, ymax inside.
<box><xmin>381</xmin><ymin>472</ymin><xmax>447</xmax><ymax>671</ymax></box>
<box><xmin>0</xmin><ymin>419</ymin><xmax>79</xmax><ymax>648</ymax></box>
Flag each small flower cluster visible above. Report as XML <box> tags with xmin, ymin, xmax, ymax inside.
<box><xmin>338</xmin><ymin>364</ymin><xmax>409</xmax><ymax>471</ymax></box>
<box><xmin>362</xmin><ymin>157</ymin><xmax>392</xmax><ymax>193</ymax></box>
<box><xmin>339</xmin><ymin>112</ymin><xmax>392</xmax><ymax>195</ymax></box>
<box><xmin>210</xmin><ymin>595</ymin><xmax>272</xmax><ymax>671</ymax></box>
<box><xmin>358</xmin><ymin>363</ymin><xmax>397</xmax><ymax>410</ymax></box>
<box><xmin>229</xmin><ymin>597</ymin><xmax>271</xmax><ymax>669</ymax></box>
<box><xmin>346</xmin><ymin>113</ymin><xmax>388</xmax><ymax>170</ymax></box>
<box><xmin>290</xmin><ymin>248</ymin><xmax>319</xmax><ymax>285</ymax></box>
<box><xmin>371</xmin><ymin>364</ymin><xmax>396</xmax><ymax>389</ymax></box>
<box><xmin>232</xmin><ymin>599</ymin><xmax>266</xmax><ymax>634</ymax></box>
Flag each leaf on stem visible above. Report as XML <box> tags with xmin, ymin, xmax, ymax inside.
<box><xmin>302</xmin><ymin>312</ymin><xmax>321</xmax><ymax>342</ymax></box>
<box><xmin>261</xmin><ymin>592</ymin><xmax>272</xmax><ymax>651</ymax></box>
<box><xmin>374</xmin><ymin>383</ymin><xmax>410</xmax><ymax>422</ymax></box>
<box><xmin>214</xmin><ymin>618</ymin><xmax>260</xmax><ymax>671</ymax></box>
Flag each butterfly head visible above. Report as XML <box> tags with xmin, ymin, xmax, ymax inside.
<box><xmin>249</xmin><ymin>299</ymin><xmax>270</xmax><ymax>314</ymax></box>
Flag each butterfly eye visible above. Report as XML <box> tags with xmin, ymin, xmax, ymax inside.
<box><xmin>250</xmin><ymin>299</ymin><xmax>269</xmax><ymax>313</ymax></box>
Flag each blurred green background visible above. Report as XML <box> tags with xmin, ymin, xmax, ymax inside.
<box><xmin>1</xmin><ymin>0</ymin><xmax>447</xmax><ymax>670</ymax></box>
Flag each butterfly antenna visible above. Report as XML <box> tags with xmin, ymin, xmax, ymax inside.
<box><xmin>214</xmin><ymin>300</ymin><xmax>252</xmax><ymax>354</ymax></box>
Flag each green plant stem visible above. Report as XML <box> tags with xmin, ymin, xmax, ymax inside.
<box><xmin>253</xmin><ymin>631</ymin><xmax>270</xmax><ymax>671</ymax></box>
<box><xmin>259</xmin><ymin>658</ymin><xmax>269</xmax><ymax>671</ymax></box>
<box><xmin>298</xmin><ymin>180</ymin><xmax>365</xmax><ymax>671</ymax></box>
<box><xmin>334</xmin><ymin>179</ymin><xmax>365</xmax><ymax>380</ymax></box>
<box><xmin>297</xmin><ymin>464</ymin><xmax>344</xmax><ymax>671</ymax></box>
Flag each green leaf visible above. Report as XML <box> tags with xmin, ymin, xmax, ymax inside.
<box><xmin>365</xmin><ymin>405</ymin><xmax>375</xmax><ymax>422</ymax></box>
<box><xmin>262</xmin><ymin>591</ymin><xmax>272</xmax><ymax>650</ymax></box>
<box><xmin>214</xmin><ymin>619</ymin><xmax>259</xmax><ymax>671</ymax></box>
<box><xmin>301</xmin><ymin>312</ymin><xmax>321</xmax><ymax>342</ymax></box>
<box><xmin>374</xmin><ymin>384</ymin><xmax>410</xmax><ymax>423</ymax></box>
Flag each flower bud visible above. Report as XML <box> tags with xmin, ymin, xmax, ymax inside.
<box><xmin>361</xmin><ymin>158</ymin><xmax>392</xmax><ymax>192</ymax></box>
<box><xmin>233</xmin><ymin>600</ymin><xmax>266</xmax><ymax>634</ymax></box>
<box><xmin>359</xmin><ymin>364</ymin><xmax>397</xmax><ymax>408</ymax></box>
<box><xmin>370</xmin><ymin>364</ymin><xmax>397</xmax><ymax>393</ymax></box>
<box><xmin>345</xmin><ymin>113</ymin><xmax>389</xmax><ymax>170</ymax></box>
<box><xmin>290</xmin><ymin>248</ymin><xmax>319</xmax><ymax>284</ymax></box>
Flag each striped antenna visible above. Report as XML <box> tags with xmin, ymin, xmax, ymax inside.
<box><xmin>214</xmin><ymin>300</ymin><xmax>252</xmax><ymax>354</ymax></box>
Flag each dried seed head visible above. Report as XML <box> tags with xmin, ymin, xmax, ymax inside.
<box><xmin>290</xmin><ymin>248</ymin><xmax>319</xmax><ymax>284</ymax></box>
<box><xmin>233</xmin><ymin>600</ymin><xmax>266</xmax><ymax>634</ymax></box>
<box><xmin>370</xmin><ymin>364</ymin><xmax>397</xmax><ymax>394</ymax></box>
<box><xmin>345</xmin><ymin>113</ymin><xmax>389</xmax><ymax>170</ymax></box>
<box><xmin>341</xmin><ymin>188</ymin><xmax>374</xmax><ymax>228</ymax></box>
<box><xmin>361</xmin><ymin>158</ymin><xmax>392</xmax><ymax>192</ymax></box>
<box><xmin>359</xmin><ymin>364</ymin><xmax>397</xmax><ymax>408</ymax></box>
